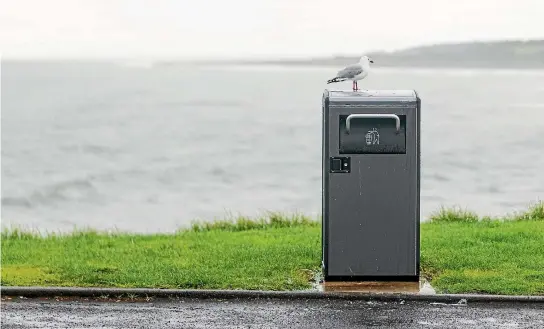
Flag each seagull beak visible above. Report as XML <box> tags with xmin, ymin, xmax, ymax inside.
<box><xmin>370</xmin><ymin>60</ymin><xmax>374</xmax><ymax>63</ymax></box>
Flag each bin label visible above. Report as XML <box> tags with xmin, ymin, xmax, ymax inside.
<box><xmin>365</xmin><ymin>128</ymin><xmax>380</xmax><ymax>145</ymax></box>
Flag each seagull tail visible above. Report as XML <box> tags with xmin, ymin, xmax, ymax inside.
<box><xmin>327</xmin><ymin>77</ymin><xmax>343</xmax><ymax>84</ymax></box>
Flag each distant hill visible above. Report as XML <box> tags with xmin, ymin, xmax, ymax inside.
<box><xmin>183</xmin><ymin>39</ymin><xmax>544</xmax><ymax>69</ymax></box>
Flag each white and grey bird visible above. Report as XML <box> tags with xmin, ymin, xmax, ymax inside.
<box><xmin>326</xmin><ymin>55</ymin><xmax>374</xmax><ymax>91</ymax></box>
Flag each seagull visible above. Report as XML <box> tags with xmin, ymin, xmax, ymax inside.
<box><xmin>326</xmin><ymin>55</ymin><xmax>374</xmax><ymax>91</ymax></box>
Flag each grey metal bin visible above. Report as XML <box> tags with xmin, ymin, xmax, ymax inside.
<box><xmin>321</xmin><ymin>89</ymin><xmax>421</xmax><ymax>282</ymax></box>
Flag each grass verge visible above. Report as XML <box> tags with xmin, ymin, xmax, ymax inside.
<box><xmin>422</xmin><ymin>202</ymin><xmax>544</xmax><ymax>295</ymax></box>
<box><xmin>2</xmin><ymin>203</ymin><xmax>543</xmax><ymax>295</ymax></box>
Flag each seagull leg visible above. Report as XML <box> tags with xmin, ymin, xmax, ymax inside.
<box><xmin>354</xmin><ymin>81</ymin><xmax>359</xmax><ymax>91</ymax></box>
<box><xmin>352</xmin><ymin>81</ymin><xmax>356</xmax><ymax>91</ymax></box>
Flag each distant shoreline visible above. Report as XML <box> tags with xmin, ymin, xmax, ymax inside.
<box><xmin>3</xmin><ymin>60</ymin><xmax>544</xmax><ymax>71</ymax></box>
<box><xmin>3</xmin><ymin>39</ymin><xmax>544</xmax><ymax>70</ymax></box>
<box><xmin>162</xmin><ymin>60</ymin><xmax>544</xmax><ymax>70</ymax></box>
<box><xmin>160</xmin><ymin>39</ymin><xmax>544</xmax><ymax>70</ymax></box>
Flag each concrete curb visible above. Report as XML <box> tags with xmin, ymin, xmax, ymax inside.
<box><xmin>2</xmin><ymin>286</ymin><xmax>543</xmax><ymax>303</ymax></box>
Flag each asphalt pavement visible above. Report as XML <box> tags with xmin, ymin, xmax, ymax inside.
<box><xmin>2</xmin><ymin>297</ymin><xmax>543</xmax><ymax>329</ymax></box>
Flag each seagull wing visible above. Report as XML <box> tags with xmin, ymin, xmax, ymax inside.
<box><xmin>336</xmin><ymin>63</ymin><xmax>363</xmax><ymax>79</ymax></box>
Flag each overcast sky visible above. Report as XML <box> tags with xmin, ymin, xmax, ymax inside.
<box><xmin>1</xmin><ymin>0</ymin><xmax>543</xmax><ymax>59</ymax></box>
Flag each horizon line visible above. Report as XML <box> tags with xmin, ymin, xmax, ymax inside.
<box><xmin>1</xmin><ymin>37</ymin><xmax>542</xmax><ymax>61</ymax></box>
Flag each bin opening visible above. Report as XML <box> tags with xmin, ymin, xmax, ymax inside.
<box><xmin>339</xmin><ymin>114</ymin><xmax>407</xmax><ymax>154</ymax></box>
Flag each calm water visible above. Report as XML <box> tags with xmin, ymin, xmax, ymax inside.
<box><xmin>2</xmin><ymin>61</ymin><xmax>544</xmax><ymax>233</ymax></box>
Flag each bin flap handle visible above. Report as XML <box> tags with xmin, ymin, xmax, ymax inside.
<box><xmin>345</xmin><ymin>114</ymin><xmax>401</xmax><ymax>134</ymax></box>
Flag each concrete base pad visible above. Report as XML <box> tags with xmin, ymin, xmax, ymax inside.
<box><xmin>320</xmin><ymin>280</ymin><xmax>435</xmax><ymax>294</ymax></box>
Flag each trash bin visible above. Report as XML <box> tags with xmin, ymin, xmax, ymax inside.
<box><xmin>321</xmin><ymin>90</ymin><xmax>421</xmax><ymax>282</ymax></box>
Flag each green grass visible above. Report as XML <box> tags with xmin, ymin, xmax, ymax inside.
<box><xmin>1</xmin><ymin>213</ymin><xmax>320</xmax><ymax>291</ymax></box>
<box><xmin>2</xmin><ymin>202</ymin><xmax>543</xmax><ymax>295</ymax></box>
<box><xmin>420</xmin><ymin>201</ymin><xmax>544</xmax><ymax>295</ymax></box>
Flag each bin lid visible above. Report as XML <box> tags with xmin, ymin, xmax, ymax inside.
<box><xmin>324</xmin><ymin>89</ymin><xmax>418</xmax><ymax>104</ymax></box>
